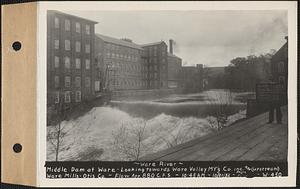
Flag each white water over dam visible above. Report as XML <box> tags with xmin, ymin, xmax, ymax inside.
<box><xmin>47</xmin><ymin>89</ymin><xmax>254</xmax><ymax>161</ymax></box>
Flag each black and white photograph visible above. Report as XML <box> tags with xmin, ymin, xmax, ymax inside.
<box><xmin>41</xmin><ymin>1</ymin><xmax>297</xmax><ymax>184</ymax></box>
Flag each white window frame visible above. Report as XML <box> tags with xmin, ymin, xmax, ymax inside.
<box><xmin>65</xmin><ymin>19</ymin><xmax>70</xmax><ymax>31</ymax></box>
<box><xmin>65</xmin><ymin>57</ymin><xmax>71</xmax><ymax>69</ymax></box>
<box><xmin>54</xmin><ymin>56</ymin><xmax>59</xmax><ymax>68</ymax></box>
<box><xmin>85</xmin><ymin>25</ymin><xmax>90</xmax><ymax>35</ymax></box>
<box><xmin>54</xmin><ymin>76</ymin><xmax>59</xmax><ymax>88</ymax></box>
<box><xmin>54</xmin><ymin>39</ymin><xmax>59</xmax><ymax>49</ymax></box>
<box><xmin>65</xmin><ymin>40</ymin><xmax>71</xmax><ymax>51</ymax></box>
<box><xmin>75</xmin><ymin>22</ymin><xmax>81</xmax><ymax>33</ymax></box>
<box><xmin>54</xmin><ymin>91</ymin><xmax>60</xmax><ymax>104</ymax></box>
<box><xmin>75</xmin><ymin>58</ymin><xmax>81</xmax><ymax>69</ymax></box>
<box><xmin>65</xmin><ymin>76</ymin><xmax>71</xmax><ymax>88</ymax></box>
<box><xmin>75</xmin><ymin>76</ymin><xmax>81</xmax><ymax>88</ymax></box>
<box><xmin>75</xmin><ymin>91</ymin><xmax>81</xmax><ymax>102</ymax></box>
<box><xmin>54</xmin><ymin>17</ymin><xmax>59</xmax><ymax>28</ymax></box>
<box><xmin>95</xmin><ymin>81</ymin><xmax>100</xmax><ymax>92</ymax></box>
<box><xmin>75</xmin><ymin>41</ymin><xmax>81</xmax><ymax>52</ymax></box>
<box><xmin>65</xmin><ymin>91</ymin><xmax>71</xmax><ymax>103</ymax></box>
<box><xmin>85</xmin><ymin>59</ymin><xmax>90</xmax><ymax>69</ymax></box>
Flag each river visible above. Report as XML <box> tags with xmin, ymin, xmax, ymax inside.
<box><xmin>47</xmin><ymin>89</ymin><xmax>254</xmax><ymax>161</ymax></box>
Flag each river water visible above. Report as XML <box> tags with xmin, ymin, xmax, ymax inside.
<box><xmin>110</xmin><ymin>89</ymin><xmax>251</xmax><ymax>119</ymax></box>
<box><xmin>47</xmin><ymin>89</ymin><xmax>254</xmax><ymax>161</ymax></box>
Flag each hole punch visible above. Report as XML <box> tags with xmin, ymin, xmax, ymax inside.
<box><xmin>12</xmin><ymin>41</ymin><xmax>22</xmax><ymax>51</ymax></box>
<box><xmin>13</xmin><ymin>143</ymin><xmax>22</xmax><ymax>153</ymax></box>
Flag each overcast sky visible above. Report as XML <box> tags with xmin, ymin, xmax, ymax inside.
<box><xmin>66</xmin><ymin>10</ymin><xmax>287</xmax><ymax>67</ymax></box>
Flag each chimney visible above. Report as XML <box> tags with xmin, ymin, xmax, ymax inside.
<box><xmin>285</xmin><ymin>36</ymin><xmax>288</xmax><ymax>41</ymax></box>
<box><xmin>169</xmin><ymin>39</ymin><xmax>173</xmax><ymax>54</ymax></box>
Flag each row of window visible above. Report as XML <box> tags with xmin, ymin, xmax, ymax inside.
<box><xmin>113</xmin><ymin>80</ymin><xmax>147</xmax><ymax>88</ymax></box>
<box><xmin>54</xmin><ymin>39</ymin><xmax>91</xmax><ymax>53</ymax></box>
<box><xmin>106</xmin><ymin>62</ymin><xmax>166</xmax><ymax>72</ymax></box>
<box><xmin>106</xmin><ymin>43</ymin><xmax>139</xmax><ymax>55</ymax></box>
<box><xmin>149</xmin><ymin>58</ymin><xmax>166</xmax><ymax>64</ymax></box>
<box><xmin>106</xmin><ymin>52</ymin><xmax>139</xmax><ymax>62</ymax></box>
<box><xmin>53</xmin><ymin>91</ymin><xmax>81</xmax><ymax>103</ymax></box>
<box><xmin>54</xmin><ymin>76</ymin><xmax>91</xmax><ymax>89</ymax></box>
<box><xmin>54</xmin><ymin>17</ymin><xmax>91</xmax><ymax>35</ymax></box>
<box><xmin>53</xmin><ymin>56</ymin><xmax>90</xmax><ymax>70</ymax></box>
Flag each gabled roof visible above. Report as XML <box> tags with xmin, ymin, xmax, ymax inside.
<box><xmin>95</xmin><ymin>34</ymin><xmax>143</xmax><ymax>50</ymax></box>
<box><xmin>141</xmin><ymin>41</ymin><xmax>166</xmax><ymax>47</ymax></box>
<box><xmin>48</xmin><ymin>10</ymin><xmax>98</xmax><ymax>24</ymax></box>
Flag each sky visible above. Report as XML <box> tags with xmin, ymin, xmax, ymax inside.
<box><xmin>66</xmin><ymin>10</ymin><xmax>287</xmax><ymax>67</ymax></box>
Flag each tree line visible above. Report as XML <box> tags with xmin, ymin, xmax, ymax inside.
<box><xmin>205</xmin><ymin>50</ymin><xmax>276</xmax><ymax>91</ymax></box>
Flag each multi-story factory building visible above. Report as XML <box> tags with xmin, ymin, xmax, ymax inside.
<box><xmin>95</xmin><ymin>34</ymin><xmax>145</xmax><ymax>91</ymax></box>
<box><xmin>47</xmin><ymin>10</ymin><xmax>98</xmax><ymax>108</ymax></box>
<box><xmin>181</xmin><ymin>64</ymin><xmax>204</xmax><ymax>92</ymax></box>
<box><xmin>142</xmin><ymin>41</ymin><xmax>168</xmax><ymax>89</ymax></box>
<box><xmin>167</xmin><ymin>39</ymin><xmax>182</xmax><ymax>88</ymax></box>
<box><xmin>167</xmin><ymin>52</ymin><xmax>182</xmax><ymax>88</ymax></box>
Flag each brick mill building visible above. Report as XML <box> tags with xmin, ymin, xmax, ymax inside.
<box><xmin>271</xmin><ymin>36</ymin><xmax>288</xmax><ymax>91</ymax></box>
<box><xmin>47</xmin><ymin>10</ymin><xmax>98</xmax><ymax>108</ymax></box>
<box><xmin>95</xmin><ymin>34</ymin><xmax>146</xmax><ymax>91</ymax></box>
<box><xmin>181</xmin><ymin>64</ymin><xmax>204</xmax><ymax>92</ymax></box>
<box><xmin>141</xmin><ymin>41</ymin><xmax>169</xmax><ymax>89</ymax></box>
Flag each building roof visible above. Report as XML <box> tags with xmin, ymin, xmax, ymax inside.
<box><xmin>95</xmin><ymin>33</ymin><xmax>143</xmax><ymax>50</ymax></box>
<box><xmin>141</xmin><ymin>41</ymin><xmax>165</xmax><ymax>47</ymax></box>
<box><xmin>48</xmin><ymin>10</ymin><xmax>98</xmax><ymax>24</ymax></box>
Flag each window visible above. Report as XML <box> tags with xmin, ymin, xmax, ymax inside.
<box><xmin>95</xmin><ymin>81</ymin><xmax>100</xmax><ymax>91</ymax></box>
<box><xmin>65</xmin><ymin>76</ymin><xmax>71</xmax><ymax>88</ymax></box>
<box><xmin>54</xmin><ymin>17</ymin><xmax>59</xmax><ymax>28</ymax></box>
<box><xmin>54</xmin><ymin>76</ymin><xmax>59</xmax><ymax>88</ymax></box>
<box><xmin>75</xmin><ymin>22</ymin><xmax>81</xmax><ymax>33</ymax></box>
<box><xmin>64</xmin><ymin>91</ymin><xmax>71</xmax><ymax>103</ymax></box>
<box><xmin>279</xmin><ymin>76</ymin><xmax>285</xmax><ymax>86</ymax></box>
<box><xmin>85</xmin><ymin>59</ymin><xmax>90</xmax><ymax>69</ymax></box>
<box><xmin>85</xmin><ymin>77</ymin><xmax>91</xmax><ymax>88</ymax></box>
<box><xmin>65</xmin><ymin>40</ymin><xmax>70</xmax><ymax>51</ymax></box>
<box><xmin>75</xmin><ymin>91</ymin><xmax>81</xmax><ymax>102</ymax></box>
<box><xmin>54</xmin><ymin>91</ymin><xmax>60</xmax><ymax>104</ymax></box>
<box><xmin>85</xmin><ymin>44</ymin><xmax>90</xmax><ymax>53</ymax></box>
<box><xmin>75</xmin><ymin>41</ymin><xmax>81</xmax><ymax>52</ymax></box>
<box><xmin>278</xmin><ymin>61</ymin><xmax>285</xmax><ymax>73</ymax></box>
<box><xmin>75</xmin><ymin>76</ymin><xmax>81</xmax><ymax>88</ymax></box>
<box><xmin>85</xmin><ymin>25</ymin><xmax>90</xmax><ymax>35</ymax></box>
<box><xmin>54</xmin><ymin>56</ymin><xmax>59</xmax><ymax>68</ymax></box>
<box><xmin>75</xmin><ymin>58</ymin><xmax>81</xmax><ymax>69</ymax></box>
<box><xmin>54</xmin><ymin>40</ymin><xmax>59</xmax><ymax>49</ymax></box>
<box><xmin>64</xmin><ymin>57</ymin><xmax>71</xmax><ymax>69</ymax></box>
<box><xmin>65</xmin><ymin>19</ymin><xmax>70</xmax><ymax>31</ymax></box>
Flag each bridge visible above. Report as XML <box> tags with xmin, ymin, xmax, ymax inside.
<box><xmin>141</xmin><ymin>106</ymin><xmax>288</xmax><ymax>161</ymax></box>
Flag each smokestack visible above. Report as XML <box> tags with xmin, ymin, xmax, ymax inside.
<box><xmin>169</xmin><ymin>39</ymin><xmax>173</xmax><ymax>54</ymax></box>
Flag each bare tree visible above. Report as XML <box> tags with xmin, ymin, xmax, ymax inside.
<box><xmin>205</xmin><ymin>90</ymin><xmax>234</xmax><ymax>130</ymax></box>
<box><xmin>47</xmin><ymin>94</ymin><xmax>84</xmax><ymax>161</ymax></box>
<box><xmin>112</xmin><ymin>120</ymin><xmax>150</xmax><ymax>161</ymax></box>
